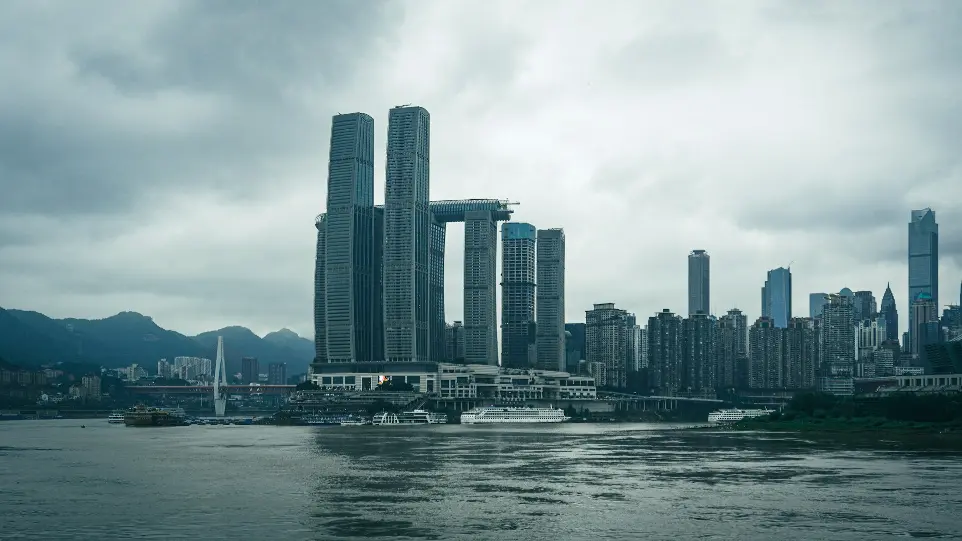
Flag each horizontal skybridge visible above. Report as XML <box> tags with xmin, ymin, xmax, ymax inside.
<box><xmin>372</xmin><ymin>198</ymin><xmax>517</xmax><ymax>222</ymax></box>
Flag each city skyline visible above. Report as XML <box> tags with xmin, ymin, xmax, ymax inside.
<box><xmin>0</xmin><ymin>2</ymin><xmax>960</xmax><ymax>340</ymax></box>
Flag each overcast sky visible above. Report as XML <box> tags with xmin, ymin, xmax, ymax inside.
<box><xmin>1</xmin><ymin>0</ymin><xmax>960</xmax><ymax>339</ymax></box>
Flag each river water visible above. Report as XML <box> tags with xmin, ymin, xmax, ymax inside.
<box><xmin>1</xmin><ymin>420</ymin><xmax>960</xmax><ymax>540</ymax></box>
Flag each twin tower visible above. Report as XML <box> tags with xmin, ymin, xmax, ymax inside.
<box><xmin>313</xmin><ymin>106</ymin><xmax>566</xmax><ymax>371</ymax></box>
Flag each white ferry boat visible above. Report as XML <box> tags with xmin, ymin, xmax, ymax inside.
<box><xmin>107</xmin><ymin>412</ymin><xmax>125</xmax><ymax>424</ymax></box>
<box><xmin>707</xmin><ymin>408</ymin><xmax>775</xmax><ymax>424</ymax></box>
<box><xmin>460</xmin><ymin>406</ymin><xmax>570</xmax><ymax>424</ymax></box>
<box><xmin>339</xmin><ymin>417</ymin><xmax>370</xmax><ymax>426</ymax></box>
<box><xmin>371</xmin><ymin>409</ymin><xmax>447</xmax><ymax>425</ymax></box>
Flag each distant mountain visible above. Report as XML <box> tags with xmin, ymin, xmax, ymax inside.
<box><xmin>193</xmin><ymin>326</ymin><xmax>312</xmax><ymax>375</ymax></box>
<box><xmin>0</xmin><ymin>308</ymin><xmax>312</xmax><ymax>375</ymax></box>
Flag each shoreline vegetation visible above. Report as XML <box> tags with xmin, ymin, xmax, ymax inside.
<box><xmin>716</xmin><ymin>391</ymin><xmax>962</xmax><ymax>444</ymax></box>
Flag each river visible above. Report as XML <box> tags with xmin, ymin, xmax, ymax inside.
<box><xmin>1</xmin><ymin>420</ymin><xmax>960</xmax><ymax>540</ymax></box>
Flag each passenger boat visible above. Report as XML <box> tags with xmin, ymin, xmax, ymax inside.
<box><xmin>371</xmin><ymin>409</ymin><xmax>447</xmax><ymax>425</ymax></box>
<box><xmin>707</xmin><ymin>408</ymin><xmax>775</xmax><ymax>424</ymax></box>
<box><xmin>123</xmin><ymin>405</ymin><xmax>187</xmax><ymax>427</ymax></box>
<box><xmin>460</xmin><ymin>406</ymin><xmax>569</xmax><ymax>424</ymax></box>
<box><xmin>107</xmin><ymin>411</ymin><xmax>126</xmax><ymax>424</ymax></box>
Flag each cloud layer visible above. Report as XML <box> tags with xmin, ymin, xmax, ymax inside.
<box><xmin>1</xmin><ymin>0</ymin><xmax>960</xmax><ymax>338</ymax></box>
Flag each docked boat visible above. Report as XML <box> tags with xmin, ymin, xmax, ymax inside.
<box><xmin>339</xmin><ymin>419</ymin><xmax>369</xmax><ymax>426</ymax></box>
<box><xmin>707</xmin><ymin>408</ymin><xmax>775</xmax><ymax>424</ymax></box>
<box><xmin>123</xmin><ymin>405</ymin><xmax>187</xmax><ymax>427</ymax></box>
<box><xmin>371</xmin><ymin>409</ymin><xmax>447</xmax><ymax>425</ymax></box>
<box><xmin>107</xmin><ymin>411</ymin><xmax>126</xmax><ymax>424</ymax></box>
<box><xmin>460</xmin><ymin>406</ymin><xmax>570</xmax><ymax>424</ymax></box>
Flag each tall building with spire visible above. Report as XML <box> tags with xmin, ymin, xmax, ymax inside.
<box><xmin>383</xmin><ymin>106</ymin><xmax>431</xmax><ymax>363</ymax></box>
<box><xmin>687</xmin><ymin>250</ymin><xmax>710</xmax><ymax>316</ymax></box>
<box><xmin>880</xmin><ymin>283</ymin><xmax>899</xmax><ymax>342</ymax></box>
<box><xmin>908</xmin><ymin>208</ymin><xmax>938</xmax><ymax>345</ymax></box>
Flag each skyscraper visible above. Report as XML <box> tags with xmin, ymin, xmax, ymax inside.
<box><xmin>761</xmin><ymin>267</ymin><xmax>792</xmax><ymax>328</ymax></box>
<box><xmin>716</xmin><ymin>308</ymin><xmax>747</xmax><ymax>389</ymax></box>
<box><xmin>682</xmin><ymin>312</ymin><xmax>716</xmax><ymax>394</ymax></box>
<box><xmin>852</xmin><ymin>291</ymin><xmax>877</xmax><ymax>322</ymax></box>
<box><xmin>313</xmin><ymin>214</ymin><xmax>328</xmax><ymax>362</ymax></box>
<box><xmin>647</xmin><ymin>309</ymin><xmax>683</xmax><ymax>395</ymax></box>
<box><xmin>809</xmin><ymin>293</ymin><xmax>828</xmax><ymax>318</ymax></box>
<box><xmin>784</xmin><ymin>317</ymin><xmax>819</xmax><ymax>389</ymax></box>
<box><xmin>748</xmin><ymin>317</ymin><xmax>782</xmax><ymax>389</ymax></box>
<box><xmin>908</xmin><ymin>208</ymin><xmax>938</xmax><ymax>337</ymax></box>
<box><xmin>267</xmin><ymin>362</ymin><xmax>287</xmax><ymax>385</ymax></box>
<box><xmin>464</xmin><ymin>210</ymin><xmax>498</xmax><ymax>365</ymax></box>
<box><xmin>688</xmin><ymin>250</ymin><xmax>710</xmax><ymax>316</ymax></box>
<box><xmin>501</xmin><ymin>222</ymin><xmax>537</xmax><ymax>369</ymax></box>
<box><xmin>910</xmin><ymin>293</ymin><xmax>940</xmax><ymax>362</ymax></box>
<box><xmin>535</xmin><ymin>229</ymin><xmax>566</xmax><ymax>371</ymax></box>
<box><xmin>383</xmin><ymin>106</ymin><xmax>431</xmax><ymax>363</ymax></box>
<box><xmin>324</xmin><ymin>113</ymin><xmax>376</xmax><ymax>363</ymax></box>
<box><xmin>820</xmin><ymin>293</ymin><xmax>855</xmax><ymax>395</ymax></box>
<box><xmin>241</xmin><ymin>357</ymin><xmax>259</xmax><ymax>384</ymax></box>
<box><xmin>880</xmin><ymin>283</ymin><xmax>899</xmax><ymax>342</ymax></box>
<box><xmin>585</xmin><ymin>303</ymin><xmax>629</xmax><ymax>389</ymax></box>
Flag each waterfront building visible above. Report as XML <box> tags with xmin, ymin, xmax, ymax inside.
<box><xmin>647</xmin><ymin>309</ymin><xmax>683</xmax><ymax>395</ymax></box>
<box><xmin>880</xmin><ymin>283</ymin><xmax>899</xmax><ymax>343</ymax></box>
<box><xmin>748</xmin><ymin>317</ymin><xmax>782</xmax><ymax>388</ymax></box>
<box><xmin>268</xmin><ymin>362</ymin><xmax>287</xmax><ymax>385</ymax></box>
<box><xmin>908</xmin><ymin>208</ymin><xmax>939</xmax><ymax>341</ymax></box>
<box><xmin>383</xmin><ymin>105</ymin><xmax>432</xmax><ymax>363</ymax></box>
<box><xmin>784</xmin><ymin>317</ymin><xmax>819</xmax><ymax>389</ymax></box>
<box><xmin>687</xmin><ymin>250</ymin><xmax>710</xmax><ymax>316</ymax></box>
<box><xmin>682</xmin><ymin>311</ymin><xmax>716</xmax><ymax>395</ymax></box>
<box><xmin>716</xmin><ymin>308</ymin><xmax>747</xmax><ymax>389</ymax></box>
<box><xmin>314</xmin><ymin>214</ymin><xmax>328</xmax><ymax>362</ymax></box>
<box><xmin>501</xmin><ymin>222</ymin><xmax>537</xmax><ymax>369</ymax></box>
<box><xmin>761</xmin><ymin>267</ymin><xmax>792</xmax><ymax>328</ymax></box>
<box><xmin>324</xmin><ymin>113</ymin><xmax>377</xmax><ymax>363</ymax></box>
<box><xmin>241</xmin><ymin>357</ymin><xmax>259</xmax><ymax>385</ymax></box>
<box><xmin>463</xmin><ymin>210</ymin><xmax>498</xmax><ymax>365</ymax></box>
<box><xmin>535</xmin><ymin>229</ymin><xmax>566</xmax><ymax>371</ymax></box>
<box><xmin>585</xmin><ymin>303</ymin><xmax>629</xmax><ymax>389</ymax></box>
<box><xmin>820</xmin><ymin>293</ymin><xmax>855</xmax><ymax>395</ymax></box>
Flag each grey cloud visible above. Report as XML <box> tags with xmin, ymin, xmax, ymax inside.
<box><xmin>610</xmin><ymin>30</ymin><xmax>733</xmax><ymax>86</ymax></box>
<box><xmin>0</xmin><ymin>1</ymin><xmax>401</xmax><ymax>217</ymax></box>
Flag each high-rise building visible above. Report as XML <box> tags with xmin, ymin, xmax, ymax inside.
<box><xmin>463</xmin><ymin>211</ymin><xmax>498</xmax><ymax>365</ymax></box>
<box><xmin>647</xmin><ymin>309</ymin><xmax>683</xmax><ymax>395</ymax></box>
<box><xmin>444</xmin><ymin>321</ymin><xmax>465</xmax><ymax>363</ymax></box>
<box><xmin>267</xmin><ymin>362</ymin><xmax>287</xmax><ymax>385</ymax></box>
<box><xmin>428</xmin><ymin>214</ymin><xmax>445</xmax><ymax>363</ymax></box>
<box><xmin>585</xmin><ymin>303</ymin><xmax>629</xmax><ymax>389</ymax></box>
<box><xmin>761</xmin><ymin>267</ymin><xmax>792</xmax><ymax>328</ymax></box>
<box><xmin>313</xmin><ymin>214</ymin><xmax>327</xmax><ymax>362</ymax></box>
<box><xmin>383</xmin><ymin>105</ymin><xmax>431</xmax><ymax>363</ymax></box>
<box><xmin>324</xmin><ymin>113</ymin><xmax>376</xmax><ymax>363</ymax></box>
<box><xmin>241</xmin><ymin>357</ymin><xmax>259</xmax><ymax>385</ymax></box>
<box><xmin>910</xmin><ymin>293</ymin><xmax>940</xmax><ymax>363</ymax></box>
<box><xmin>784</xmin><ymin>317</ymin><xmax>819</xmax><ymax>389</ymax></box>
<box><xmin>856</xmin><ymin>316</ymin><xmax>887</xmax><ymax>377</ymax></box>
<box><xmin>501</xmin><ymin>223</ymin><xmax>536</xmax><ymax>368</ymax></box>
<box><xmin>687</xmin><ymin>250</ymin><xmax>710</xmax><ymax>316</ymax></box>
<box><xmin>880</xmin><ymin>283</ymin><xmax>899</xmax><ymax>342</ymax></box>
<box><xmin>852</xmin><ymin>291</ymin><xmax>877</xmax><ymax>322</ymax></box>
<box><xmin>748</xmin><ymin>317</ymin><xmax>782</xmax><ymax>388</ymax></box>
<box><xmin>565</xmin><ymin>322</ymin><xmax>586</xmax><ymax>372</ymax></box>
<box><xmin>535</xmin><ymin>229</ymin><xmax>565</xmax><ymax>371</ymax></box>
<box><xmin>819</xmin><ymin>293</ymin><xmax>855</xmax><ymax>395</ymax></box>
<box><xmin>716</xmin><ymin>308</ymin><xmax>747</xmax><ymax>389</ymax></box>
<box><xmin>809</xmin><ymin>293</ymin><xmax>828</xmax><ymax>318</ymax></box>
<box><xmin>908</xmin><ymin>208</ymin><xmax>938</xmax><ymax>337</ymax></box>
<box><xmin>626</xmin><ymin>314</ymin><xmax>642</xmax><ymax>373</ymax></box>
<box><xmin>682</xmin><ymin>312</ymin><xmax>716</xmax><ymax>395</ymax></box>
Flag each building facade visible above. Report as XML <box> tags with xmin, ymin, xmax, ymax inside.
<box><xmin>809</xmin><ymin>292</ymin><xmax>828</xmax><ymax>318</ymax></box>
<box><xmin>687</xmin><ymin>250</ymin><xmax>710</xmax><ymax>316</ymax></box>
<box><xmin>463</xmin><ymin>210</ymin><xmax>498</xmax><ymax>365</ymax></box>
<box><xmin>241</xmin><ymin>357</ymin><xmax>259</xmax><ymax>385</ymax></box>
<box><xmin>324</xmin><ymin>113</ymin><xmax>377</xmax><ymax>363</ymax></box>
<box><xmin>716</xmin><ymin>308</ymin><xmax>748</xmax><ymax>389</ymax></box>
<box><xmin>585</xmin><ymin>303</ymin><xmax>629</xmax><ymax>389</ymax></box>
<box><xmin>748</xmin><ymin>317</ymin><xmax>782</xmax><ymax>388</ymax></box>
<box><xmin>267</xmin><ymin>362</ymin><xmax>287</xmax><ymax>385</ymax></box>
<box><xmin>682</xmin><ymin>312</ymin><xmax>716</xmax><ymax>395</ymax></box>
<box><xmin>880</xmin><ymin>283</ymin><xmax>899</xmax><ymax>343</ymax></box>
<box><xmin>501</xmin><ymin>223</ymin><xmax>537</xmax><ymax>368</ymax></box>
<box><xmin>762</xmin><ymin>267</ymin><xmax>792</xmax><ymax>328</ymax></box>
<box><xmin>784</xmin><ymin>317</ymin><xmax>819</xmax><ymax>389</ymax></box>
<box><xmin>820</xmin><ymin>293</ymin><xmax>855</xmax><ymax>395</ymax></box>
<box><xmin>535</xmin><ymin>229</ymin><xmax>566</xmax><ymax>371</ymax></box>
<box><xmin>314</xmin><ymin>214</ymin><xmax>327</xmax><ymax>362</ymax></box>
<box><xmin>852</xmin><ymin>290</ymin><xmax>877</xmax><ymax>322</ymax></box>
<box><xmin>383</xmin><ymin>105</ymin><xmax>432</xmax><ymax>363</ymax></box>
<box><xmin>647</xmin><ymin>309</ymin><xmax>683</xmax><ymax>395</ymax></box>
